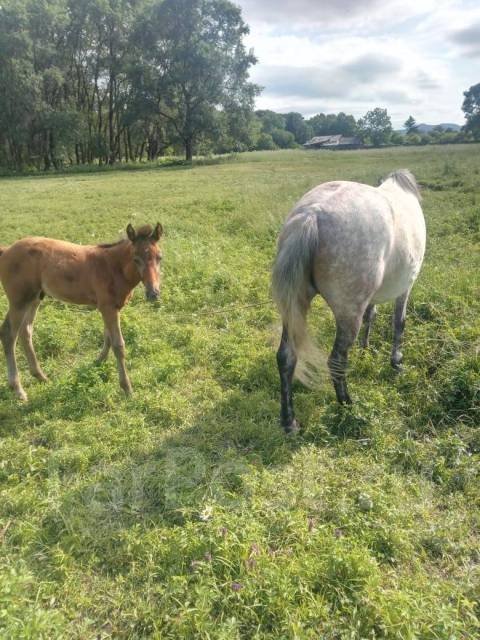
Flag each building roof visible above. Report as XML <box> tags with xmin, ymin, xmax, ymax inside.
<box><xmin>304</xmin><ymin>135</ymin><xmax>362</xmax><ymax>148</ymax></box>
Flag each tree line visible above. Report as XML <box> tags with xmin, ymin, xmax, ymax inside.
<box><xmin>0</xmin><ymin>0</ymin><xmax>259</xmax><ymax>170</ymax></box>
<box><xmin>254</xmin><ymin>101</ymin><xmax>480</xmax><ymax>150</ymax></box>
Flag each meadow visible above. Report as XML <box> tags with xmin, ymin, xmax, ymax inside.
<box><xmin>0</xmin><ymin>145</ymin><xmax>479</xmax><ymax>639</ymax></box>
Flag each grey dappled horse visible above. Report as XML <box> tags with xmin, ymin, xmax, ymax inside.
<box><xmin>272</xmin><ymin>169</ymin><xmax>426</xmax><ymax>432</ymax></box>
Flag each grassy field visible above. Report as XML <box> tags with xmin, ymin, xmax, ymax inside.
<box><xmin>0</xmin><ymin>145</ymin><xmax>479</xmax><ymax>639</ymax></box>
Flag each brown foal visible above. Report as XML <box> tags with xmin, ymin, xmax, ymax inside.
<box><xmin>0</xmin><ymin>223</ymin><xmax>163</xmax><ymax>401</ymax></box>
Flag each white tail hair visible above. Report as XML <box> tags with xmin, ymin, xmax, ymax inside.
<box><xmin>271</xmin><ymin>212</ymin><xmax>327</xmax><ymax>386</ymax></box>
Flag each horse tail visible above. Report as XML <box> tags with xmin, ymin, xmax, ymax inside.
<box><xmin>272</xmin><ymin>212</ymin><xmax>326</xmax><ymax>386</ymax></box>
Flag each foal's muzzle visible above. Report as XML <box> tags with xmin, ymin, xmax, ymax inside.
<box><xmin>146</xmin><ymin>288</ymin><xmax>160</xmax><ymax>301</ymax></box>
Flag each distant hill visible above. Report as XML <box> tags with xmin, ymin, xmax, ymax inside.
<box><xmin>414</xmin><ymin>123</ymin><xmax>462</xmax><ymax>133</ymax></box>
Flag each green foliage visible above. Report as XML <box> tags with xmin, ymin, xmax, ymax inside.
<box><xmin>0</xmin><ymin>0</ymin><xmax>258</xmax><ymax>168</ymax></box>
<box><xmin>271</xmin><ymin>128</ymin><xmax>296</xmax><ymax>149</ymax></box>
<box><xmin>256</xmin><ymin>132</ymin><xmax>277</xmax><ymax>150</ymax></box>
<box><xmin>0</xmin><ymin>145</ymin><xmax>479</xmax><ymax>637</ymax></box>
<box><xmin>357</xmin><ymin>107</ymin><xmax>393</xmax><ymax>146</ymax></box>
<box><xmin>283</xmin><ymin>112</ymin><xmax>313</xmax><ymax>144</ymax></box>
<box><xmin>462</xmin><ymin>83</ymin><xmax>480</xmax><ymax>140</ymax></box>
<box><xmin>390</xmin><ymin>132</ymin><xmax>405</xmax><ymax>145</ymax></box>
<box><xmin>404</xmin><ymin>115</ymin><xmax>418</xmax><ymax>134</ymax></box>
<box><xmin>254</xmin><ymin>110</ymin><xmax>286</xmax><ymax>135</ymax></box>
<box><xmin>308</xmin><ymin>112</ymin><xmax>357</xmax><ymax>137</ymax></box>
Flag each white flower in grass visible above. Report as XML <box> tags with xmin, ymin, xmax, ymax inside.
<box><xmin>199</xmin><ymin>504</ymin><xmax>214</xmax><ymax>521</ymax></box>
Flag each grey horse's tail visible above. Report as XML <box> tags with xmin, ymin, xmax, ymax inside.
<box><xmin>272</xmin><ymin>213</ymin><xmax>326</xmax><ymax>386</ymax></box>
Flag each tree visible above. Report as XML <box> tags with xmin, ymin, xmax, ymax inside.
<box><xmin>405</xmin><ymin>133</ymin><xmax>421</xmax><ymax>146</ymax></box>
<box><xmin>462</xmin><ymin>83</ymin><xmax>480</xmax><ymax>140</ymax></box>
<box><xmin>390</xmin><ymin>131</ymin><xmax>404</xmax><ymax>145</ymax></box>
<box><xmin>307</xmin><ymin>112</ymin><xmax>357</xmax><ymax>136</ymax></box>
<box><xmin>271</xmin><ymin>128</ymin><xmax>296</xmax><ymax>148</ymax></box>
<box><xmin>256</xmin><ymin>132</ymin><xmax>276</xmax><ymax>150</ymax></box>
<box><xmin>255</xmin><ymin>110</ymin><xmax>286</xmax><ymax>134</ymax></box>
<box><xmin>283</xmin><ymin>112</ymin><xmax>312</xmax><ymax>144</ymax></box>
<box><xmin>357</xmin><ymin>108</ymin><xmax>392</xmax><ymax>146</ymax></box>
<box><xmin>404</xmin><ymin>115</ymin><xmax>417</xmax><ymax>134</ymax></box>
<box><xmin>135</xmin><ymin>0</ymin><xmax>258</xmax><ymax>161</ymax></box>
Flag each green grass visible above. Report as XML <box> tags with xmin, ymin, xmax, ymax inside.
<box><xmin>0</xmin><ymin>145</ymin><xmax>479</xmax><ymax>639</ymax></box>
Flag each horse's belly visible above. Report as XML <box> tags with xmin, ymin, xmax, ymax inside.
<box><xmin>41</xmin><ymin>277</ymin><xmax>96</xmax><ymax>307</ymax></box>
<box><xmin>372</xmin><ymin>258</ymin><xmax>421</xmax><ymax>304</ymax></box>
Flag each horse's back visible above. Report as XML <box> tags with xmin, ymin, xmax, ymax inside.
<box><xmin>0</xmin><ymin>237</ymin><xmax>98</xmax><ymax>306</ymax></box>
<box><xmin>281</xmin><ymin>179</ymin><xmax>424</xmax><ymax>309</ymax></box>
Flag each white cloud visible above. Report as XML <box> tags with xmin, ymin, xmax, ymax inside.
<box><xmin>239</xmin><ymin>0</ymin><xmax>476</xmax><ymax>125</ymax></box>
<box><xmin>238</xmin><ymin>0</ymin><xmax>438</xmax><ymax>29</ymax></box>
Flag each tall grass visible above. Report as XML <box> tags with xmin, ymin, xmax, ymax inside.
<box><xmin>0</xmin><ymin>145</ymin><xmax>479</xmax><ymax>638</ymax></box>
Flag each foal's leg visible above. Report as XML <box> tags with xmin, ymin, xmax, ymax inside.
<box><xmin>96</xmin><ymin>328</ymin><xmax>111</xmax><ymax>364</ymax></box>
<box><xmin>276</xmin><ymin>326</ymin><xmax>299</xmax><ymax>433</ymax></box>
<box><xmin>20</xmin><ymin>298</ymin><xmax>48</xmax><ymax>382</ymax></box>
<box><xmin>99</xmin><ymin>307</ymin><xmax>132</xmax><ymax>394</ymax></box>
<box><xmin>328</xmin><ymin>312</ymin><xmax>363</xmax><ymax>404</ymax></box>
<box><xmin>0</xmin><ymin>307</ymin><xmax>29</xmax><ymax>401</ymax></box>
<box><xmin>391</xmin><ymin>290</ymin><xmax>410</xmax><ymax>372</ymax></box>
<box><xmin>360</xmin><ymin>303</ymin><xmax>376</xmax><ymax>349</ymax></box>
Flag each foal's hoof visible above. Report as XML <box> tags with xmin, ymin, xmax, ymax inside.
<box><xmin>34</xmin><ymin>372</ymin><xmax>49</xmax><ymax>383</ymax></box>
<box><xmin>15</xmin><ymin>388</ymin><xmax>28</xmax><ymax>402</ymax></box>
<box><xmin>283</xmin><ymin>419</ymin><xmax>301</xmax><ymax>435</ymax></box>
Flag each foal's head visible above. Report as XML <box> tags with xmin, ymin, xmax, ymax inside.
<box><xmin>126</xmin><ymin>223</ymin><xmax>163</xmax><ymax>301</ymax></box>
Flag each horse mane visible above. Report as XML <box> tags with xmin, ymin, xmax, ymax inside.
<box><xmin>97</xmin><ymin>239</ymin><xmax>128</xmax><ymax>249</ymax></box>
<box><xmin>385</xmin><ymin>169</ymin><xmax>422</xmax><ymax>201</ymax></box>
<box><xmin>97</xmin><ymin>225</ymin><xmax>155</xmax><ymax>248</ymax></box>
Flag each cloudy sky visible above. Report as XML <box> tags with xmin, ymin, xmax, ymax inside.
<box><xmin>236</xmin><ymin>0</ymin><xmax>479</xmax><ymax>127</ymax></box>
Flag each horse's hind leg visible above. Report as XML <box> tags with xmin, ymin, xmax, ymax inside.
<box><xmin>360</xmin><ymin>304</ymin><xmax>376</xmax><ymax>349</ymax></box>
<box><xmin>20</xmin><ymin>297</ymin><xmax>48</xmax><ymax>382</ymax></box>
<box><xmin>329</xmin><ymin>311</ymin><xmax>363</xmax><ymax>404</ymax></box>
<box><xmin>391</xmin><ymin>290</ymin><xmax>410</xmax><ymax>371</ymax></box>
<box><xmin>0</xmin><ymin>307</ymin><xmax>29</xmax><ymax>401</ymax></box>
<box><xmin>276</xmin><ymin>326</ymin><xmax>299</xmax><ymax>433</ymax></box>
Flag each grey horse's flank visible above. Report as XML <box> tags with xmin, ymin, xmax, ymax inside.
<box><xmin>272</xmin><ymin>168</ymin><xmax>426</xmax><ymax>432</ymax></box>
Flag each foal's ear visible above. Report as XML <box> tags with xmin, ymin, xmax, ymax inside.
<box><xmin>126</xmin><ymin>224</ymin><xmax>136</xmax><ymax>242</ymax></box>
<box><xmin>152</xmin><ymin>222</ymin><xmax>163</xmax><ymax>242</ymax></box>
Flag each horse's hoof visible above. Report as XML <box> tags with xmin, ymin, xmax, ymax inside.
<box><xmin>391</xmin><ymin>357</ymin><xmax>403</xmax><ymax>374</ymax></box>
<box><xmin>284</xmin><ymin>419</ymin><xmax>301</xmax><ymax>435</ymax></box>
<box><xmin>34</xmin><ymin>372</ymin><xmax>49</xmax><ymax>383</ymax></box>
<box><xmin>16</xmin><ymin>389</ymin><xmax>28</xmax><ymax>402</ymax></box>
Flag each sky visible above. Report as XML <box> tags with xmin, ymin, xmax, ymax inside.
<box><xmin>236</xmin><ymin>0</ymin><xmax>480</xmax><ymax>127</ymax></box>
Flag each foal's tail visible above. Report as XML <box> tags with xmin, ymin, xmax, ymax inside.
<box><xmin>272</xmin><ymin>213</ymin><xmax>326</xmax><ymax>386</ymax></box>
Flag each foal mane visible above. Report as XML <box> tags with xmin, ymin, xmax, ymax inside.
<box><xmin>97</xmin><ymin>225</ymin><xmax>156</xmax><ymax>249</ymax></box>
<box><xmin>384</xmin><ymin>169</ymin><xmax>422</xmax><ymax>201</ymax></box>
<box><xmin>97</xmin><ymin>239</ymin><xmax>128</xmax><ymax>249</ymax></box>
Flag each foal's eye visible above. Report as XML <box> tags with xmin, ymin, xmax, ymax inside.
<box><xmin>133</xmin><ymin>256</ymin><xmax>143</xmax><ymax>267</ymax></box>
<box><xmin>156</xmin><ymin>255</ymin><xmax>162</xmax><ymax>263</ymax></box>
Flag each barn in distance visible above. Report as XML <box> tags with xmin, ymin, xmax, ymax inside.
<box><xmin>304</xmin><ymin>134</ymin><xmax>363</xmax><ymax>149</ymax></box>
